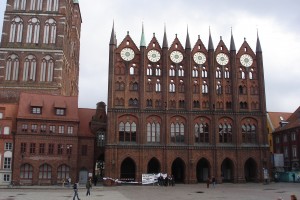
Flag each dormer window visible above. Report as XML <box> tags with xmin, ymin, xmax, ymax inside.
<box><xmin>56</xmin><ymin>108</ymin><xmax>65</xmax><ymax>116</ymax></box>
<box><xmin>32</xmin><ymin>107</ymin><xmax>42</xmax><ymax>114</ymax></box>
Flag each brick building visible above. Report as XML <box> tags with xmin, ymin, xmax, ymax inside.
<box><xmin>0</xmin><ymin>103</ymin><xmax>18</xmax><ymax>185</ymax></box>
<box><xmin>105</xmin><ymin>25</ymin><xmax>270</xmax><ymax>183</ymax></box>
<box><xmin>0</xmin><ymin>0</ymin><xmax>81</xmax><ymax>102</ymax></box>
<box><xmin>13</xmin><ymin>92</ymin><xmax>95</xmax><ymax>185</ymax></box>
<box><xmin>273</xmin><ymin>106</ymin><xmax>300</xmax><ymax>171</ymax></box>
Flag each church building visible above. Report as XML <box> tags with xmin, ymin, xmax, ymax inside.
<box><xmin>105</xmin><ymin>25</ymin><xmax>270</xmax><ymax>183</ymax></box>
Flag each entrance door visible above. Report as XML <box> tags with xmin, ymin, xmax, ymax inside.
<box><xmin>79</xmin><ymin>169</ymin><xmax>88</xmax><ymax>184</ymax></box>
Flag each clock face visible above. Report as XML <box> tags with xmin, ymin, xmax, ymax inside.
<box><xmin>240</xmin><ymin>54</ymin><xmax>253</xmax><ymax>67</ymax></box>
<box><xmin>193</xmin><ymin>52</ymin><xmax>206</xmax><ymax>65</ymax></box>
<box><xmin>170</xmin><ymin>51</ymin><xmax>183</xmax><ymax>63</ymax></box>
<box><xmin>120</xmin><ymin>48</ymin><xmax>135</xmax><ymax>61</ymax></box>
<box><xmin>147</xmin><ymin>50</ymin><xmax>161</xmax><ymax>62</ymax></box>
<box><xmin>216</xmin><ymin>53</ymin><xmax>229</xmax><ymax>65</ymax></box>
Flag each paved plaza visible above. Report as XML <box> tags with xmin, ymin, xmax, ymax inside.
<box><xmin>0</xmin><ymin>182</ymin><xmax>299</xmax><ymax>200</ymax></box>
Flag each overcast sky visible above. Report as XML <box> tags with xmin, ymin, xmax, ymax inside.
<box><xmin>1</xmin><ymin>0</ymin><xmax>300</xmax><ymax>113</ymax></box>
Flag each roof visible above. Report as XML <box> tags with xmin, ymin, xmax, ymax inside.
<box><xmin>78</xmin><ymin>108</ymin><xmax>95</xmax><ymax>136</ymax></box>
<box><xmin>273</xmin><ymin>106</ymin><xmax>300</xmax><ymax>132</ymax></box>
<box><xmin>267</xmin><ymin>112</ymin><xmax>292</xmax><ymax>132</ymax></box>
<box><xmin>17</xmin><ymin>93</ymin><xmax>79</xmax><ymax>122</ymax></box>
<box><xmin>0</xmin><ymin>103</ymin><xmax>19</xmax><ymax>131</ymax></box>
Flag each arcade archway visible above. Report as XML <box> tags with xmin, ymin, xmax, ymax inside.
<box><xmin>171</xmin><ymin>158</ymin><xmax>185</xmax><ymax>183</ymax></box>
<box><xmin>120</xmin><ymin>157</ymin><xmax>136</xmax><ymax>181</ymax></box>
<box><xmin>196</xmin><ymin>158</ymin><xmax>211</xmax><ymax>182</ymax></box>
<box><xmin>147</xmin><ymin>157</ymin><xmax>161</xmax><ymax>174</ymax></box>
<box><xmin>221</xmin><ymin>158</ymin><xmax>234</xmax><ymax>182</ymax></box>
<box><xmin>244</xmin><ymin>158</ymin><xmax>257</xmax><ymax>182</ymax></box>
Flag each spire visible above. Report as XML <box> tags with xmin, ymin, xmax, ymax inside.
<box><xmin>185</xmin><ymin>26</ymin><xmax>191</xmax><ymax>49</ymax></box>
<box><xmin>162</xmin><ymin>24</ymin><xmax>168</xmax><ymax>48</ymax></box>
<box><xmin>109</xmin><ymin>22</ymin><xmax>116</xmax><ymax>45</ymax></box>
<box><xmin>230</xmin><ymin>28</ymin><xmax>236</xmax><ymax>51</ymax></box>
<box><xmin>208</xmin><ymin>27</ymin><xmax>214</xmax><ymax>50</ymax></box>
<box><xmin>256</xmin><ymin>30</ymin><xmax>262</xmax><ymax>52</ymax></box>
<box><xmin>140</xmin><ymin>23</ymin><xmax>146</xmax><ymax>47</ymax></box>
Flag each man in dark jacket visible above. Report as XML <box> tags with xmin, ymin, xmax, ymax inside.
<box><xmin>73</xmin><ymin>182</ymin><xmax>80</xmax><ymax>200</ymax></box>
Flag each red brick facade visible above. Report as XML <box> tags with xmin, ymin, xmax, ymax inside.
<box><xmin>105</xmin><ymin>26</ymin><xmax>270</xmax><ymax>183</ymax></box>
<box><xmin>0</xmin><ymin>0</ymin><xmax>81</xmax><ymax>103</ymax></box>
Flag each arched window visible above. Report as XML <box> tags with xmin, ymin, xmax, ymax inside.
<box><xmin>155</xmin><ymin>66</ymin><xmax>161</xmax><ymax>76</ymax></box>
<box><xmin>57</xmin><ymin>165</ymin><xmax>70</xmax><ymax>180</ymax></box>
<box><xmin>169</xmin><ymin>65</ymin><xmax>175</xmax><ymax>76</ymax></box>
<box><xmin>14</xmin><ymin>0</ymin><xmax>27</xmax><ymax>10</ymax></box>
<box><xmin>178</xmin><ymin>66</ymin><xmax>184</xmax><ymax>77</ymax></box>
<box><xmin>155</xmin><ymin>80</ymin><xmax>161</xmax><ymax>92</ymax></box>
<box><xmin>224</xmin><ymin>67</ymin><xmax>230</xmax><ymax>78</ymax></box>
<box><xmin>147</xmin><ymin>122</ymin><xmax>160</xmax><ymax>143</ymax></box>
<box><xmin>195</xmin><ymin>123</ymin><xmax>209</xmax><ymax>143</ymax></box>
<box><xmin>119</xmin><ymin>121</ymin><xmax>137</xmax><ymax>142</ymax></box>
<box><xmin>202</xmin><ymin>81</ymin><xmax>208</xmax><ymax>94</ymax></box>
<box><xmin>39</xmin><ymin>164</ymin><xmax>52</xmax><ymax>179</ymax></box>
<box><xmin>23</xmin><ymin>55</ymin><xmax>36</xmax><ymax>81</ymax></box>
<box><xmin>30</xmin><ymin>0</ymin><xmax>43</xmax><ymax>10</ymax></box>
<box><xmin>169</xmin><ymin>80</ymin><xmax>175</xmax><ymax>92</ymax></box>
<box><xmin>40</xmin><ymin>55</ymin><xmax>54</xmax><ymax>82</ymax></box>
<box><xmin>193</xmin><ymin>81</ymin><xmax>199</xmax><ymax>93</ymax></box>
<box><xmin>193</xmin><ymin>100</ymin><xmax>200</xmax><ymax>108</ymax></box>
<box><xmin>147</xmin><ymin>65</ymin><xmax>152</xmax><ymax>76</ymax></box>
<box><xmin>240</xmin><ymin>68</ymin><xmax>246</xmax><ymax>79</ymax></box>
<box><xmin>202</xmin><ymin>66</ymin><xmax>207</xmax><ymax>78</ymax></box>
<box><xmin>43</xmin><ymin>18</ymin><xmax>56</xmax><ymax>44</ymax></box>
<box><xmin>216</xmin><ymin>81</ymin><xmax>222</xmax><ymax>95</ymax></box>
<box><xmin>9</xmin><ymin>16</ymin><xmax>23</xmax><ymax>43</ymax></box>
<box><xmin>20</xmin><ymin>164</ymin><xmax>33</xmax><ymax>179</ymax></box>
<box><xmin>192</xmin><ymin>66</ymin><xmax>199</xmax><ymax>77</ymax></box>
<box><xmin>170</xmin><ymin>122</ymin><xmax>184</xmax><ymax>143</ymax></box>
<box><xmin>129</xmin><ymin>65</ymin><xmax>135</xmax><ymax>75</ymax></box>
<box><xmin>5</xmin><ymin>54</ymin><xmax>19</xmax><ymax>81</ymax></box>
<box><xmin>219</xmin><ymin>123</ymin><xmax>232</xmax><ymax>143</ymax></box>
<box><xmin>242</xmin><ymin>123</ymin><xmax>257</xmax><ymax>143</ymax></box>
<box><xmin>216</xmin><ymin>67</ymin><xmax>221</xmax><ymax>78</ymax></box>
<box><xmin>178</xmin><ymin>80</ymin><xmax>184</xmax><ymax>93</ymax></box>
<box><xmin>46</xmin><ymin>0</ymin><xmax>59</xmax><ymax>11</ymax></box>
<box><xmin>26</xmin><ymin>18</ymin><xmax>40</xmax><ymax>43</ymax></box>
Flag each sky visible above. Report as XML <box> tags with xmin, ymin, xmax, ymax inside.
<box><xmin>0</xmin><ymin>0</ymin><xmax>300</xmax><ymax>113</ymax></box>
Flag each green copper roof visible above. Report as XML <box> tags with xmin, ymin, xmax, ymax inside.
<box><xmin>140</xmin><ymin>24</ymin><xmax>146</xmax><ymax>47</ymax></box>
<box><xmin>73</xmin><ymin>0</ymin><xmax>79</xmax><ymax>3</ymax></box>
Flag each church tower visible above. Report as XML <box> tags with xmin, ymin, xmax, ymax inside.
<box><xmin>0</xmin><ymin>0</ymin><xmax>82</xmax><ymax>102</ymax></box>
<box><xmin>105</xmin><ymin>24</ymin><xmax>269</xmax><ymax>183</ymax></box>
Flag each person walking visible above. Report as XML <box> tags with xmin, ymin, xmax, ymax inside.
<box><xmin>86</xmin><ymin>179</ymin><xmax>92</xmax><ymax>196</ymax></box>
<box><xmin>73</xmin><ymin>182</ymin><xmax>80</xmax><ymax>200</ymax></box>
<box><xmin>212</xmin><ymin>176</ymin><xmax>216</xmax><ymax>187</ymax></box>
<box><xmin>206</xmin><ymin>177</ymin><xmax>210</xmax><ymax>188</ymax></box>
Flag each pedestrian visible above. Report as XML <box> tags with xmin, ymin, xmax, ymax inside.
<box><xmin>68</xmin><ymin>177</ymin><xmax>71</xmax><ymax>187</ymax></box>
<box><xmin>291</xmin><ymin>194</ymin><xmax>297</xmax><ymax>200</ymax></box>
<box><xmin>73</xmin><ymin>182</ymin><xmax>80</xmax><ymax>200</ymax></box>
<box><xmin>292</xmin><ymin>173</ymin><xmax>296</xmax><ymax>183</ymax></box>
<box><xmin>93</xmin><ymin>175</ymin><xmax>98</xmax><ymax>186</ymax></box>
<box><xmin>86</xmin><ymin>179</ymin><xmax>92</xmax><ymax>196</ymax></box>
<box><xmin>206</xmin><ymin>177</ymin><xmax>210</xmax><ymax>188</ymax></box>
<box><xmin>212</xmin><ymin>176</ymin><xmax>216</xmax><ymax>187</ymax></box>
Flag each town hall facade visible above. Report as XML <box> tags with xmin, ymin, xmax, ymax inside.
<box><xmin>105</xmin><ymin>25</ymin><xmax>270</xmax><ymax>183</ymax></box>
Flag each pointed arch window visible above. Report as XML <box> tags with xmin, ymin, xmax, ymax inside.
<box><xmin>195</xmin><ymin>123</ymin><xmax>209</xmax><ymax>143</ymax></box>
<box><xmin>216</xmin><ymin>67</ymin><xmax>222</xmax><ymax>78</ymax></box>
<box><xmin>178</xmin><ymin>65</ymin><xmax>184</xmax><ymax>77</ymax></box>
<box><xmin>26</xmin><ymin>18</ymin><xmax>40</xmax><ymax>43</ymax></box>
<box><xmin>219</xmin><ymin>123</ymin><xmax>232</xmax><ymax>143</ymax></box>
<box><xmin>240</xmin><ymin>68</ymin><xmax>245</xmax><ymax>79</ymax></box>
<box><xmin>147</xmin><ymin>64</ymin><xmax>152</xmax><ymax>76</ymax></box>
<box><xmin>147</xmin><ymin>122</ymin><xmax>160</xmax><ymax>143</ymax></box>
<box><xmin>169</xmin><ymin>65</ymin><xmax>175</xmax><ymax>76</ymax></box>
<box><xmin>23</xmin><ymin>55</ymin><xmax>37</xmax><ymax>81</ymax></box>
<box><xmin>202</xmin><ymin>66</ymin><xmax>208</xmax><ymax>78</ymax></box>
<box><xmin>119</xmin><ymin>121</ymin><xmax>137</xmax><ymax>142</ymax></box>
<box><xmin>170</xmin><ymin>122</ymin><xmax>184</xmax><ymax>143</ymax></box>
<box><xmin>216</xmin><ymin>81</ymin><xmax>222</xmax><ymax>95</ymax></box>
<box><xmin>192</xmin><ymin>66</ymin><xmax>199</xmax><ymax>77</ymax></box>
<box><xmin>224</xmin><ymin>67</ymin><xmax>230</xmax><ymax>78</ymax></box>
<box><xmin>202</xmin><ymin>81</ymin><xmax>208</xmax><ymax>94</ymax></box>
<box><xmin>43</xmin><ymin>18</ymin><xmax>56</xmax><ymax>44</ymax></box>
<box><xmin>30</xmin><ymin>0</ymin><xmax>43</xmax><ymax>10</ymax></box>
<box><xmin>146</xmin><ymin>99</ymin><xmax>153</xmax><ymax>107</ymax></box>
<box><xmin>178</xmin><ymin>80</ymin><xmax>184</xmax><ymax>93</ymax></box>
<box><xmin>129</xmin><ymin>98</ymin><xmax>139</xmax><ymax>107</ymax></box>
<box><xmin>129</xmin><ymin>64</ymin><xmax>136</xmax><ymax>75</ymax></box>
<box><xmin>9</xmin><ymin>16</ymin><xmax>23</xmax><ymax>43</ymax></box>
<box><xmin>242</xmin><ymin>123</ymin><xmax>257</xmax><ymax>143</ymax></box>
<box><xmin>193</xmin><ymin>100</ymin><xmax>200</xmax><ymax>108</ymax></box>
<box><xmin>5</xmin><ymin>54</ymin><xmax>19</xmax><ymax>81</ymax></box>
<box><xmin>46</xmin><ymin>0</ymin><xmax>59</xmax><ymax>11</ymax></box>
<box><xmin>40</xmin><ymin>55</ymin><xmax>54</xmax><ymax>82</ymax></box>
<box><xmin>155</xmin><ymin>79</ymin><xmax>161</xmax><ymax>92</ymax></box>
<box><xmin>193</xmin><ymin>81</ymin><xmax>199</xmax><ymax>93</ymax></box>
<box><xmin>169</xmin><ymin>80</ymin><xmax>175</xmax><ymax>92</ymax></box>
<box><xmin>155</xmin><ymin>65</ymin><xmax>161</xmax><ymax>76</ymax></box>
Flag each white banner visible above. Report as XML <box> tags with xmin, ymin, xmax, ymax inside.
<box><xmin>142</xmin><ymin>173</ymin><xmax>167</xmax><ymax>185</ymax></box>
